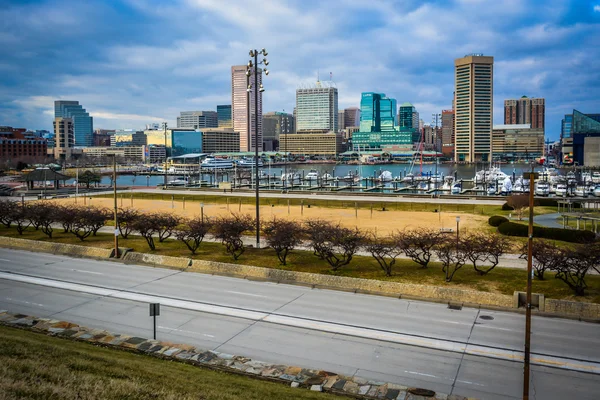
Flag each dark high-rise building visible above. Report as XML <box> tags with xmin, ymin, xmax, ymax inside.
<box><xmin>217</xmin><ymin>105</ymin><xmax>232</xmax><ymax>128</ymax></box>
<box><xmin>504</xmin><ymin>96</ymin><xmax>545</xmax><ymax>129</ymax></box>
<box><xmin>262</xmin><ymin>111</ymin><xmax>294</xmax><ymax>151</ymax></box>
<box><xmin>343</xmin><ymin>107</ymin><xmax>360</xmax><ymax>128</ymax></box>
<box><xmin>441</xmin><ymin>109</ymin><xmax>455</xmax><ymax>157</ymax></box>
<box><xmin>54</xmin><ymin>100</ymin><xmax>93</xmax><ymax>147</ymax></box>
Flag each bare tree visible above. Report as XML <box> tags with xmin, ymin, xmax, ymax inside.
<box><xmin>552</xmin><ymin>246</ymin><xmax>598</xmax><ymax>296</ymax></box>
<box><xmin>131</xmin><ymin>214</ymin><xmax>162</xmax><ymax>250</ymax></box>
<box><xmin>395</xmin><ymin>228</ymin><xmax>442</xmax><ymax>268</ymax></box>
<box><xmin>507</xmin><ymin>195</ymin><xmax>529</xmax><ymax>221</ymax></box>
<box><xmin>155</xmin><ymin>213</ymin><xmax>181</xmax><ymax>242</ymax></box>
<box><xmin>26</xmin><ymin>202</ymin><xmax>57</xmax><ymax>238</ymax></box>
<box><xmin>531</xmin><ymin>240</ymin><xmax>566</xmax><ymax>280</ymax></box>
<box><xmin>434</xmin><ymin>236</ymin><xmax>468</xmax><ymax>282</ymax></box>
<box><xmin>10</xmin><ymin>206</ymin><xmax>31</xmax><ymax>235</ymax></box>
<box><xmin>213</xmin><ymin>214</ymin><xmax>254</xmax><ymax>260</ymax></box>
<box><xmin>365</xmin><ymin>233</ymin><xmax>402</xmax><ymax>276</ymax></box>
<box><xmin>304</xmin><ymin>219</ymin><xmax>335</xmax><ymax>259</ymax></box>
<box><xmin>55</xmin><ymin>204</ymin><xmax>79</xmax><ymax>233</ymax></box>
<box><xmin>0</xmin><ymin>199</ymin><xmax>18</xmax><ymax>228</ymax></box>
<box><xmin>321</xmin><ymin>225</ymin><xmax>364</xmax><ymax>271</ymax></box>
<box><xmin>175</xmin><ymin>216</ymin><xmax>213</xmax><ymax>255</ymax></box>
<box><xmin>463</xmin><ymin>232</ymin><xmax>510</xmax><ymax>275</ymax></box>
<box><xmin>263</xmin><ymin>218</ymin><xmax>303</xmax><ymax>265</ymax></box>
<box><xmin>117</xmin><ymin>208</ymin><xmax>140</xmax><ymax>239</ymax></box>
<box><xmin>70</xmin><ymin>207</ymin><xmax>109</xmax><ymax>241</ymax></box>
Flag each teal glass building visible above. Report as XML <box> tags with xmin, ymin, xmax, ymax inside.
<box><xmin>54</xmin><ymin>100</ymin><xmax>93</xmax><ymax>147</ymax></box>
<box><xmin>353</xmin><ymin>92</ymin><xmax>411</xmax><ymax>150</ymax></box>
<box><xmin>217</xmin><ymin>105</ymin><xmax>232</xmax><ymax>128</ymax></box>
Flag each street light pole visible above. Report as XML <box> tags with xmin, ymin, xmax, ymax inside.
<box><xmin>112</xmin><ymin>155</ymin><xmax>119</xmax><ymax>258</ymax></box>
<box><xmin>247</xmin><ymin>48</ymin><xmax>269</xmax><ymax>249</ymax></box>
<box><xmin>449</xmin><ymin>215</ymin><xmax>460</xmax><ymax>282</ymax></box>
<box><xmin>163</xmin><ymin>122</ymin><xmax>168</xmax><ymax>189</ymax></box>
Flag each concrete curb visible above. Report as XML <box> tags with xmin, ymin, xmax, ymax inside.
<box><xmin>0</xmin><ymin>236</ymin><xmax>112</xmax><ymax>259</ymax></box>
<box><xmin>0</xmin><ymin>310</ymin><xmax>471</xmax><ymax>400</ymax></box>
<box><xmin>122</xmin><ymin>251</ymin><xmax>191</xmax><ymax>269</ymax></box>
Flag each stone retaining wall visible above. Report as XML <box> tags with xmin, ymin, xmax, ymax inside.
<box><xmin>545</xmin><ymin>299</ymin><xmax>600</xmax><ymax>320</ymax></box>
<box><xmin>0</xmin><ymin>236</ymin><xmax>112</xmax><ymax>259</ymax></box>
<box><xmin>123</xmin><ymin>252</ymin><xmax>191</xmax><ymax>269</ymax></box>
<box><xmin>190</xmin><ymin>259</ymin><xmax>514</xmax><ymax>308</ymax></box>
<box><xmin>0</xmin><ymin>311</ymin><xmax>467</xmax><ymax>400</ymax></box>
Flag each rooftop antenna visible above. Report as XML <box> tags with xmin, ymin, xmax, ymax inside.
<box><xmin>317</xmin><ymin>70</ymin><xmax>320</xmax><ymax>83</ymax></box>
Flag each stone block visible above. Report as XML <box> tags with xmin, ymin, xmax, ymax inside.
<box><xmin>290</xmin><ymin>382</ymin><xmax>300</xmax><ymax>388</ymax></box>
<box><xmin>343</xmin><ymin>381</ymin><xmax>360</xmax><ymax>394</ymax></box>
<box><xmin>358</xmin><ymin>385</ymin><xmax>371</xmax><ymax>395</ymax></box>
<box><xmin>310</xmin><ymin>385</ymin><xmax>323</xmax><ymax>392</ymax></box>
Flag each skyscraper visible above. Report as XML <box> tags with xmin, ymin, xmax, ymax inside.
<box><xmin>504</xmin><ymin>96</ymin><xmax>545</xmax><ymax>129</ymax></box>
<box><xmin>231</xmin><ymin>65</ymin><xmax>262</xmax><ymax>151</ymax></box>
<box><xmin>352</xmin><ymin>92</ymin><xmax>411</xmax><ymax>150</ymax></box>
<box><xmin>53</xmin><ymin>117</ymin><xmax>74</xmax><ymax>160</ymax></box>
<box><xmin>217</xmin><ymin>105</ymin><xmax>232</xmax><ymax>128</ymax></box>
<box><xmin>454</xmin><ymin>54</ymin><xmax>494</xmax><ymax>162</ymax></box>
<box><xmin>398</xmin><ymin>102</ymin><xmax>419</xmax><ymax>143</ymax></box>
<box><xmin>177</xmin><ymin>111</ymin><xmax>218</xmax><ymax>129</ymax></box>
<box><xmin>441</xmin><ymin>109</ymin><xmax>455</xmax><ymax>157</ymax></box>
<box><xmin>262</xmin><ymin>111</ymin><xmax>294</xmax><ymax>151</ymax></box>
<box><xmin>343</xmin><ymin>107</ymin><xmax>361</xmax><ymax>128</ymax></box>
<box><xmin>54</xmin><ymin>100</ymin><xmax>93</xmax><ymax>147</ymax></box>
<box><xmin>295</xmin><ymin>81</ymin><xmax>338</xmax><ymax>132</ymax></box>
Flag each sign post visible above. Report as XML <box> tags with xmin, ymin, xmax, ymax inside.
<box><xmin>149</xmin><ymin>303</ymin><xmax>160</xmax><ymax>340</ymax></box>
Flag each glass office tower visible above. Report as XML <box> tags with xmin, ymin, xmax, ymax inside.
<box><xmin>54</xmin><ymin>100</ymin><xmax>93</xmax><ymax>147</ymax></box>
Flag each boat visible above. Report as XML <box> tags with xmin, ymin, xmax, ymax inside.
<box><xmin>237</xmin><ymin>158</ymin><xmax>263</xmax><ymax>168</ymax></box>
<box><xmin>535</xmin><ymin>182</ymin><xmax>550</xmax><ymax>196</ymax></box>
<box><xmin>487</xmin><ymin>184</ymin><xmax>497</xmax><ymax>196</ymax></box>
<box><xmin>555</xmin><ymin>184</ymin><xmax>568</xmax><ymax>197</ymax></box>
<box><xmin>500</xmin><ymin>176</ymin><xmax>512</xmax><ymax>195</ymax></box>
<box><xmin>305</xmin><ymin>170</ymin><xmax>319</xmax><ymax>181</ymax></box>
<box><xmin>581</xmin><ymin>172</ymin><xmax>593</xmax><ymax>184</ymax></box>
<box><xmin>474</xmin><ymin>167</ymin><xmax>508</xmax><ymax>184</ymax></box>
<box><xmin>574</xmin><ymin>185</ymin><xmax>588</xmax><ymax>198</ymax></box>
<box><xmin>167</xmin><ymin>178</ymin><xmax>187</xmax><ymax>186</ymax></box>
<box><xmin>592</xmin><ymin>172</ymin><xmax>600</xmax><ymax>184</ymax></box>
<box><xmin>377</xmin><ymin>170</ymin><xmax>393</xmax><ymax>182</ymax></box>
<box><xmin>321</xmin><ymin>173</ymin><xmax>333</xmax><ymax>181</ymax></box>
<box><xmin>402</xmin><ymin>173</ymin><xmax>415</xmax><ymax>183</ymax></box>
<box><xmin>451</xmin><ymin>182</ymin><xmax>461</xmax><ymax>195</ymax></box>
<box><xmin>594</xmin><ymin>186</ymin><xmax>600</xmax><ymax>197</ymax></box>
<box><xmin>201</xmin><ymin>156</ymin><xmax>234</xmax><ymax>170</ymax></box>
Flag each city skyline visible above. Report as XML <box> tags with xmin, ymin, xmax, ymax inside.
<box><xmin>1</xmin><ymin>0</ymin><xmax>600</xmax><ymax>141</ymax></box>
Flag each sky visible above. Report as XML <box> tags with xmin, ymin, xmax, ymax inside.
<box><xmin>1</xmin><ymin>0</ymin><xmax>600</xmax><ymax>141</ymax></box>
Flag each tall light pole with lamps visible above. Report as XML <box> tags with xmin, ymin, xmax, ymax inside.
<box><xmin>432</xmin><ymin>113</ymin><xmax>441</xmax><ymax>195</ymax></box>
<box><xmin>246</xmin><ymin>48</ymin><xmax>270</xmax><ymax>248</ymax></box>
<box><xmin>447</xmin><ymin>215</ymin><xmax>460</xmax><ymax>282</ymax></box>
<box><xmin>162</xmin><ymin>122</ymin><xmax>168</xmax><ymax>188</ymax></box>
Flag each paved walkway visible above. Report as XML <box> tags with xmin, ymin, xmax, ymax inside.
<box><xmin>533</xmin><ymin>212</ymin><xmax>562</xmax><ymax>228</ymax></box>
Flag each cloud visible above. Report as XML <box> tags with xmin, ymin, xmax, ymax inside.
<box><xmin>1</xmin><ymin>0</ymin><xmax>600</xmax><ymax>142</ymax></box>
<box><xmin>595</xmin><ymin>5</ymin><xmax>600</xmax><ymax>12</ymax></box>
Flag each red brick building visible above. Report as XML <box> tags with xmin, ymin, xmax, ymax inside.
<box><xmin>0</xmin><ymin>127</ymin><xmax>48</xmax><ymax>165</ymax></box>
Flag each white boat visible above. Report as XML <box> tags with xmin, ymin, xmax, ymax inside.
<box><xmin>201</xmin><ymin>157</ymin><xmax>234</xmax><ymax>170</ymax></box>
<box><xmin>594</xmin><ymin>186</ymin><xmax>600</xmax><ymax>197</ymax></box>
<box><xmin>237</xmin><ymin>158</ymin><xmax>263</xmax><ymax>168</ymax></box>
<box><xmin>402</xmin><ymin>173</ymin><xmax>415</xmax><ymax>183</ymax></box>
<box><xmin>378</xmin><ymin>170</ymin><xmax>393</xmax><ymax>182</ymax></box>
<box><xmin>592</xmin><ymin>172</ymin><xmax>600</xmax><ymax>184</ymax></box>
<box><xmin>500</xmin><ymin>176</ymin><xmax>512</xmax><ymax>195</ymax></box>
<box><xmin>305</xmin><ymin>170</ymin><xmax>319</xmax><ymax>180</ymax></box>
<box><xmin>581</xmin><ymin>172</ymin><xmax>593</xmax><ymax>184</ymax></box>
<box><xmin>429</xmin><ymin>173</ymin><xmax>443</xmax><ymax>183</ymax></box>
<box><xmin>574</xmin><ymin>186</ymin><xmax>588</xmax><ymax>198</ymax></box>
<box><xmin>487</xmin><ymin>184</ymin><xmax>497</xmax><ymax>196</ymax></box>
<box><xmin>474</xmin><ymin>167</ymin><xmax>508</xmax><ymax>184</ymax></box>
<box><xmin>555</xmin><ymin>184</ymin><xmax>568</xmax><ymax>197</ymax></box>
<box><xmin>535</xmin><ymin>182</ymin><xmax>550</xmax><ymax>196</ymax></box>
<box><xmin>321</xmin><ymin>173</ymin><xmax>333</xmax><ymax>181</ymax></box>
<box><xmin>167</xmin><ymin>178</ymin><xmax>187</xmax><ymax>186</ymax></box>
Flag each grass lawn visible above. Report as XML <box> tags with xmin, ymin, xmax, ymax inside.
<box><xmin>2</xmin><ymin>226</ymin><xmax>599</xmax><ymax>303</ymax></box>
<box><xmin>0</xmin><ymin>325</ymin><xmax>334</xmax><ymax>400</ymax></box>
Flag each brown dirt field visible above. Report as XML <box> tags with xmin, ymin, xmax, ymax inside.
<box><xmin>52</xmin><ymin>197</ymin><xmax>487</xmax><ymax>235</ymax></box>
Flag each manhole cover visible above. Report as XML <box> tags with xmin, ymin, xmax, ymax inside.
<box><xmin>479</xmin><ymin>315</ymin><xmax>494</xmax><ymax>320</ymax></box>
<box><xmin>408</xmin><ymin>388</ymin><xmax>436</xmax><ymax>396</ymax></box>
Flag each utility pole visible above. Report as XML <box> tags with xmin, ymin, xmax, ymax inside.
<box><xmin>112</xmin><ymin>155</ymin><xmax>119</xmax><ymax>258</ymax></box>
<box><xmin>163</xmin><ymin>122</ymin><xmax>168</xmax><ymax>188</ymax></box>
<box><xmin>523</xmin><ymin>165</ymin><xmax>538</xmax><ymax>400</ymax></box>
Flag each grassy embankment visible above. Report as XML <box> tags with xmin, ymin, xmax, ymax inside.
<box><xmin>0</xmin><ymin>325</ymin><xmax>333</xmax><ymax>400</ymax></box>
<box><xmin>2</xmin><ymin>225</ymin><xmax>598</xmax><ymax>303</ymax></box>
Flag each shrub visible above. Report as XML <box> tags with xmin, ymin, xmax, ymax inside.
<box><xmin>0</xmin><ymin>199</ymin><xmax>18</xmax><ymax>228</ymax></box>
<box><xmin>488</xmin><ymin>215</ymin><xmax>509</xmax><ymax>227</ymax></box>
<box><xmin>395</xmin><ymin>228</ymin><xmax>442</xmax><ymax>268</ymax></box>
<box><xmin>176</xmin><ymin>217</ymin><xmax>212</xmax><ymax>255</ymax></box>
<box><xmin>364</xmin><ymin>234</ymin><xmax>402</xmax><ymax>277</ymax></box>
<box><xmin>501</xmin><ymin>203</ymin><xmax>514</xmax><ymax>211</ymax></box>
<box><xmin>213</xmin><ymin>214</ymin><xmax>254</xmax><ymax>260</ymax></box>
<box><xmin>497</xmin><ymin>221</ymin><xmax>596</xmax><ymax>244</ymax></box>
<box><xmin>263</xmin><ymin>219</ymin><xmax>303</xmax><ymax>265</ymax></box>
<box><xmin>117</xmin><ymin>208</ymin><xmax>140</xmax><ymax>239</ymax></box>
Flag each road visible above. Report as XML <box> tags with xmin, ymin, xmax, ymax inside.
<box><xmin>0</xmin><ymin>248</ymin><xmax>599</xmax><ymax>399</ymax></box>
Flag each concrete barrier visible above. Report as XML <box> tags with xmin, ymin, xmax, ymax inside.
<box><xmin>190</xmin><ymin>259</ymin><xmax>514</xmax><ymax>308</ymax></box>
<box><xmin>123</xmin><ymin>252</ymin><xmax>191</xmax><ymax>269</ymax></box>
<box><xmin>545</xmin><ymin>299</ymin><xmax>600</xmax><ymax>320</ymax></box>
<box><xmin>0</xmin><ymin>236</ymin><xmax>112</xmax><ymax>259</ymax></box>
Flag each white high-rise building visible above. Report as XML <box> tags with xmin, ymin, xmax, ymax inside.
<box><xmin>295</xmin><ymin>81</ymin><xmax>338</xmax><ymax>133</ymax></box>
<box><xmin>231</xmin><ymin>65</ymin><xmax>262</xmax><ymax>151</ymax></box>
<box><xmin>177</xmin><ymin>111</ymin><xmax>218</xmax><ymax>129</ymax></box>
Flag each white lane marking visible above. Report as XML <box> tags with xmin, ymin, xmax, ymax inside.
<box><xmin>5</xmin><ymin>297</ymin><xmax>45</xmax><ymax>307</ymax></box>
<box><xmin>71</xmin><ymin>269</ymin><xmax>103</xmax><ymax>275</ymax></box>
<box><xmin>226</xmin><ymin>290</ymin><xmax>267</xmax><ymax>298</ymax></box>
<box><xmin>457</xmin><ymin>380</ymin><xmax>486</xmax><ymax>387</ymax></box>
<box><xmin>474</xmin><ymin>324</ymin><xmax>517</xmax><ymax>332</ymax></box>
<box><xmin>1</xmin><ymin>271</ymin><xmax>599</xmax><ymax>375</ymax></box>
<box><xmin>0</xmin><ymin>259</ymin><xmax>11</xmax><ymax>262</ymax></box>
<box><xmin>158</xmin><ymin>325</ymin><xmax>215</xmax><ymax>338</ymax></box>
<box><xmin>405</xmin><ymin>370</ymin><xmax>438</xmax><ymax>378</ymax></box>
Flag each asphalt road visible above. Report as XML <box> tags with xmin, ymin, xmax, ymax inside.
<box><xmin>0</xmin><ymin>248</ymin><xmax>599</xmax><ymax>399</ymax></box>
